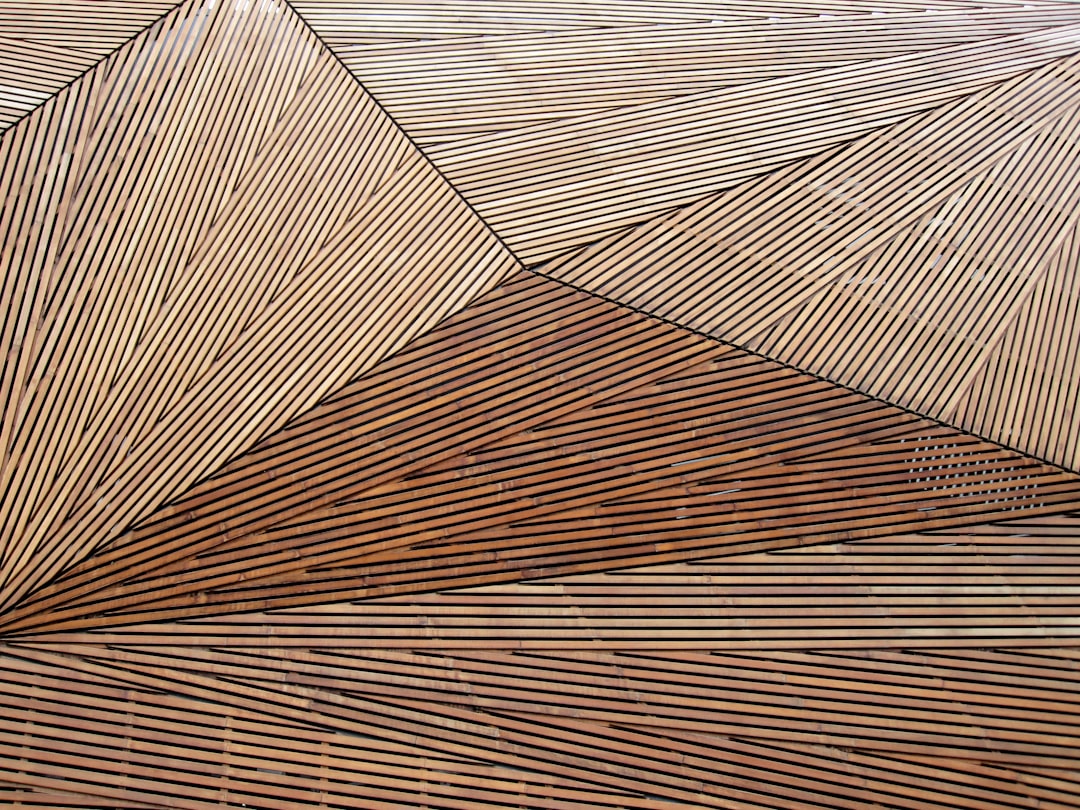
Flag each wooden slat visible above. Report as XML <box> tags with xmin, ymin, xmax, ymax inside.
<box><xmin>2</xmin><ymin>272</ymin><xmax>1077</xmax><ymax>635</ymax></box>
<box><xmin>0</xmin><ymin>1</ymin><xmax>180</xmax><ymax>131</ymax></box>
<box><xmin>319</xmin><ymin>7</ymin><xmax>1080</xmax><ymax>146</ymax></box>
<box><xmin>6</xmin><ymin>592</ymin><xmax>1080</xmax><ymax>808</ymax></box>
<box><xmin>1</xmin><ymin>2</ymin><xmax>1079</xmax><ymax>808</ymax></box>
<box><xmin>31</xmin><ymin>510</ymin><xmax>1080</xmax><ymax>649</ymax></box>
<box><xmin>540</xmin><ymin>51</ymin><xmax>1080</xmax><ymax>472</ymax></box>
<box><xmin>0</xmin><ymin>0</ymin><xmax>518</xmax><ymax>614</ymax></box>
<box><xmin>377</xmin><ymin>15</ymin><xmax>1080</xmax><ymax>265</ymax></box>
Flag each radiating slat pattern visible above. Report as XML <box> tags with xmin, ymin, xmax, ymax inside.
<box><xmin>543</xmin><ymin>50</ymin><xmax>1080</xmax><ymax>471</ymax></box>
<box><xmin>0</xmin><ymin>0</ymin><xmax>518</xmax><ymax>614</ymax></box>
<box><xmin>31</xmin><ymin>510</ymin><xmax>1080</xmax><ymax>649</ymax></box>
<box><xmin>322</xmin><ymin>7</ymin><xmax>1080</xmax><ymax>146</ymax></box>
<box><xmin>0</xmin><ymin>0</ymin><xmax>179</xmax><ymax>130</ymax></box>
<box><xmin>4</xmin><ymin>513</ymin><xmax>1080</xmax><ymax>808</ymax></box>
<box><xmin>3</xmin><ymin>272</ymin><xmax>1077</xmax><ymax>636</ymax></box>
<box><xmin>2</xmin><ymin>2</ymin><xmax>1080</xmax><ymax>808</ymax></box>
<box><xmin>293</xmin><ymin>0</ymin><xmax>1080</xmax><ymax>44</ymax></box>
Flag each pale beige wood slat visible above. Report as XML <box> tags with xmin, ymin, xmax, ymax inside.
<box><xmin>324</xmin><ymin>8</ymin><xmax>1080</xmax><ymax>146</ymax></box>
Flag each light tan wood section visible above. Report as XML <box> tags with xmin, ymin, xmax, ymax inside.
<box><xmin>0</xmin><ymin>0</ymin><xmax>517</xmax><ymax>615</ymax></box>
<box><xmin>315</xmin><ymin>6</ymin><xmax>1080</xmax><ymax>147</ymax></box>
<box><xmin>0</xmin><ymin>0</ymin><xmax>179</xmax><ymax>130</ymax></box>
<box><xmin>952</xmin><ymin>221</ymin><xmax>1080</xmax><ymax>469</ymax></box>
<box><xmin>4</xmin><ymin>272</ymin><xmax>1076</xmax><ymax>635</ymax></box>
<box><xmin>4</xmin><ymin>512</ymin><xmax>1080</xmax><ymax>808</ymax></box>
<box><xmin>541</xmin><ymin>51</ymin><xmax>1080</xmax><ymax>471</ymax></box>
<box><xmin>288</xmin><ymin>3</ymin><xmax>1080</xmax><ymax>265</ymax></box>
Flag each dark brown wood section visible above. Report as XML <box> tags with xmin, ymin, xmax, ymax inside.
<box><xmin>2</xmin><ymin>1</ymin><xmax>1080</xmax><ymax>808</ymax></box>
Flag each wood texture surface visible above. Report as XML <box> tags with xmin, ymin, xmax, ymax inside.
<box><xmin>2</xmin><ymin>1</ymin><xmax>1079</xmax><ymax>808</ymax></box>
<box><xmin>0</xmin><ymin>0</ymin><xmax>517</xmax><ymax>614</ymax></box>
<box><xmin>0</xmin><ymin>0</ymin><xmax>179</xmax><ymax>131</ymax></box>
<box><xmin>539</xmin><ymin>50</ymin><xmax>1080</xmax><ymax>470</ymax></box>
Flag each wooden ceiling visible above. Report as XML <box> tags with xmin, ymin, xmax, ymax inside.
<box><xmin>1</xmin><ymin>1</ymin><xmax>1079</xmax><ymax>808</ymax></box>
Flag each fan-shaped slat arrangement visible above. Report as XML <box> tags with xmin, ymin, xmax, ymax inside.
<box><xmin>320</xmin><ymin>7</ymin><xmax>1080</xmax><ymax>146</ymax></box>
<box><xmin>324</xmin><ymin>11</ymin><xmax>1080</xmax><ymax>265</ymax></box>
<box><xmin>1</xmin><ymin>0</ymin><xmax>1079</xmax><ymax>808</ymax></box>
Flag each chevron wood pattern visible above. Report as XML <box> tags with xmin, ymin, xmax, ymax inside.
<box><xmin>2</xmin><ymin>1</ymin><xmax>1079</xmax><ymax>809</ymax></box>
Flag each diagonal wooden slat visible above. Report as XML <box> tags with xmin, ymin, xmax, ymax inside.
<box><xmin>0</xmin><ymin>0</ymin><xmax>519</xmax><ymax>615</ymax></box>
<box><xmin>0</xmin><ymin>0</ymin><xmax>181</xmax><ymax>131</ymax></box>
<box><xmin>3</xmin><ymin>272</ymin><xmax>1077</xmax><ymax>636</ymax></box>
<box><xmin>950</xmin><ymin>220</ymin><xmax>1080</xmax><ymax>470</ymax></box>
<box><xmin>540</xmin><ymin>51</ymin><xmax>1080</xmax><ymax>472</ymax></box>
<box><xmin>316</xmin><ymin>6</ymin><xmax>1080</xmax><ymax>147</ymax></box>
<box><xmin>364</xmin><ymin>15</ymin><xmax>1080</xmax><ymax>265</ymax></box>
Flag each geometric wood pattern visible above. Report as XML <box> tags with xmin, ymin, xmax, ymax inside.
<box><xmin>0</xmin><ymin>0</ymin><xmax>517</xmax><ymax>614</ymax></box>
<box><xmin>0</xmin><ymin>0</ymin><xmax>179</xmax><ymax>130</ymax></box>
<box><xmin>311</xmin><ymin>4</ymin><xmax>1080</xmax><ymax>147</ymax></box>
<box><xmin>538</xmin><ymin>47</ymin><xmax>1080</xmax><ymax>469</ymax></box>
<box><xmin>312</xmin><ymin>5</ymin><xmax>1080</xmax><ymax>265</ymax></box>
<box><xmin>3</xmin><ymin>1</ymin><xmax>1080</xmax><ymax>808</ymax></box>
<box><xmin>4</xmin><ymin>514</ymin><xmax>1080</xmax><ymax>808</ymax></box>
<box><xmin>2</xmin><ymin>271</ymin><xmax>1079</xmax><ymax>635</ymax></box>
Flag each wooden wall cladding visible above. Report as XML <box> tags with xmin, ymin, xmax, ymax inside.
<box><xmin>0</xmin><ymin>0</ymin><xmax>517</xmax><ymax>615</ymax></box>
<box><xmin>0</xmin><ymin>0</ymin><xmax>180</xmax><ymax>131</ymax></box>
<box><xmin>537</xmin><ymin>52</ymin><xmax>1080</xmax><ymax>471</ymax></box>
<box><xmin>2</xmin><ymin>1</ymin><xmax>1080</xmax><ymax>809</ymax></box>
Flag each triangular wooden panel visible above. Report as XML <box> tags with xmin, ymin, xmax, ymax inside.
<box><xmin>301</xmin><ymin>7</ymin><xmax>1080</xmax><ymax>265</ymax></box>
<box><xmin>0</xmin><ymin>0</ymin><xmax>180</xmax><ymax>131</ymax></box>
<box><xmin>310</xmin><ymin>5</ymin><xmax>1080</xmax><ymax>147</ymax></box>
<box><xmin>541</xmin><ymin>51</ymin><xmax>1080</xmax><ymax>472</ymax></box>
<box><xmin>0</xmin><ymin>0</ymin><xmax>518</xmax><ymax>614</ymax></box>
<box><xmin>4</xmin><ymin>272</ymin><xmax>1077</xmax><ymax>635</ymax></box>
